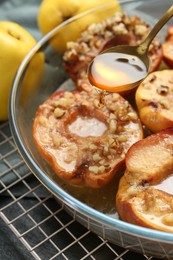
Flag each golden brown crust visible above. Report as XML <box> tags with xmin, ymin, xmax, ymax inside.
<box><xmin>135</xmin><ymin>70</ymin><xmax>173</xmax><ymax>133</ymax></box>
<box><xmin>63</xmin><ymin>12</ymin><xmax>163</xmax><ymax>93</ymax></box>
<box><xmin>116</xmin><ymin>128</ymin><xmax>173</xmax><ymax>232</ymax></box>
<box><xmin>33</xmin><ymin>90</ymin><xmax>143</xmax><ymax>188</ymax></box>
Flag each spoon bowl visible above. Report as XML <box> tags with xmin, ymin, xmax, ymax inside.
<box><xmin>88</xmin><ymin>45</ymin><xmax>150</xmax><ymax>93</ymax></box>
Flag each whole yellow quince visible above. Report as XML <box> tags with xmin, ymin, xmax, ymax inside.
<box><xmin>0</xmin><ymin>21</ymin><xmax>44</xmax><ymax>121</ymax></box>
<box><xmin>38</xmin><ymin>0</ymin><xmax>121</xmax><ymax>52</ymax></box>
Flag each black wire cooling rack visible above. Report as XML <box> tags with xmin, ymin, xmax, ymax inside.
<box><xmin>0</xmin><ymin>121</ymin><xmax>157</xmax><ymax>260</ymax></box>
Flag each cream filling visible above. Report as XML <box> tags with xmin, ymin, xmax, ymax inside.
<box><xmin>68</xmin><ymin>116</ymin><xmax>107</xmax><ymax>137</ymax></box>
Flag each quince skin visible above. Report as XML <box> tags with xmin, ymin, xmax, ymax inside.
<box><xmin>38</xmin><ymin>0</ymin><xmax>121</xmax><ymax>52</ymax></box>
<box><xmin>0</xmin><ymin>21</ymin><xmax>44</xmax><ymax>121</ymax></box>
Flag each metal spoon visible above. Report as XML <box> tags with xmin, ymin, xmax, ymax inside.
<box><xmin>88</xmin><ymin>5</ymin><xmax>173</xmax><ymax>93</ymax></box>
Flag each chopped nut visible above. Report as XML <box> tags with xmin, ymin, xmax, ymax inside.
<box><xmin>135</xmin><ymin>25</ymin><xmax>148</xmax><ymax>36</ymax></box>
<box><xmin>54</xmin><ymin>107</ymin><xmax>65</xmax><ymax>118</ymax></box>
<box><xmin>66</xmin><ymin>41</ymin><xmax>78</xmax><ymax>49</ymax></box>
<box><xmin>81</xmin><ymin>101</ymin><xmax>89</xmax><ymax>106</ymax></box>
<box><xmin>99</xmin><ymin>159</ymin><xmax>106</xmax><ymax>165</ymax></box>
<box><xmin>89</xmin><ymin>165</ymin><xmax>99</xmax><ymax>174</ymax></box>
<box><xmin>118</xmin><ymin>111</ymin><xmax>129</xmax><ymax>121</ymax></box>
<box><xmin>39</xmin><ymin>116</ymin><xmax>48</xmax><ymax>127</ymax></box>
<box><xmin>79</xmin><ymin>55</ymin><xmax>86</xmax><ymax>61</ymax></box>
<box><xmin>94</xmin><ymin>99</ymin><xmax>103</xmax><ymax>108</ymax></box>
<box><xmin>109</xmin><ymin>138</ymin><xmax>117</xmax><ymax>148</ymax></box>
<box><xmin>118</xmin><ymin>135</ymin><xmax>127</xmax><ymax>142</ymax></box>
<box><xmin>104</xmin><ymin>30</ymin><xmax>113</xmax><ymax>38</ymax></box>
<box><xmin>89</xmin><ymin>144</ymin><xmax>97</xmax><ymax>150</ymax></box>
<box><xmin>112</xmin><ymin>93</ymin><xmax>119</xmax><ymax>101</ymax></box>
<box><xmin>128</xmin><ymin>112</ymin><xmax>138</xmax><ymax>121</ymax></box>
<box><xmin>52</xmin><ymin>135</ymin><xmax>63</xmax><ymax>147</ymax></box>
<box><xmin>99</xmin><ymin>165</ymin><xmax>105</xmax><ymax>173</ymax></box>
<box><xmin>113</xmin><ymin>12</ymin><xmax>123</xmax><ymax>23</ymax></box>
<box><xmin>112</xmin><ymin>23</ymin><xmax>128</xmax><ymax>35</ymax></box>
<box><xmin>93</xmin><ymin>153</ymin><xmax>102</xmax><ymax>161</ymax></box>
<box><xmin>109</xmin><ymin>113</ymin><xmax>116</xmax><ymax>120</ymax></box>
<box><xmin>64</xmin><ymin>92</ymin><xmax>73</xmax><ymax>99</ymax></box>
<box><xmin>107</xmin><ymin>155</ymin><xmax>113</xmax><ymax>160</ymax></box>
<box><xmin>53</xmin><ymin>97</ymin><xmax>73</xmax><ymax>108</ymax></box>
<box><xmin>64</xmin><ymin>144</ymin><xmax>78</xmax><ymax>163</ymax></box>
<box><xmin>109</xmin><ymin>119</ymin><xmax>117</xmax><ymax>133</ymax></box>
<box><xmin>95</xmin><ymin>39</ymin><xmax>102</xmax><ymax>48</ymax></box>
<box><xmin>103</xmin><ymin>144</ymin><xmax>109</xmax><ymax>155</ymax></box>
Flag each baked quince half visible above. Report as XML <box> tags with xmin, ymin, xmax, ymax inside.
<box><xmin>33</xmin><ymin>90</ymin><xmax>143</xmax><ymax>188</ymax></box>
<box><xmin>163</xmin><ymin>25</ymin><xmax>173</xmax><ymax>68</ymax></box>
<box><xmin>135</xmin><ymin>70</ymin><xmax>173</xmax><ymax>133</ymax></box>
<box><xmin>116</xmin><ymin>128</ymin><xmax>173</xmax><ymax>232</ymax></box>
<box><xmin>64</xmin><ymin>12</ymin><xmax>162</xmax><ymax>93</ymax></box>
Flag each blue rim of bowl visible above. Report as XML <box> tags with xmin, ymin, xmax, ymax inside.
<box><xmin>9</xmin><ymin>0</ymin><xmax>173</xmax><ymax>244</ymax></box>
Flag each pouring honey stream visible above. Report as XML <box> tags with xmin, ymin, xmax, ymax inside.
<box><xmin>88</xmin><ymin>5</ymin><xmax>173</xmax><ymax>93</ymax></box>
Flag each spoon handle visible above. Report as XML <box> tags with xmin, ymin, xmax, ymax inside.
<box><xmin>138</xmin><ymin>5</ymin><xmax>173</xmax><ymax>54</ymax></box>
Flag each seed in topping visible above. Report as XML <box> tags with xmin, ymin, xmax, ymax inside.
<box><xmin>118</xmin><ymin>112</ymin><xmax>129</xmax><ymax>121</ymax></box>
<box><xmin>157</xmin><ymin>85</ymin><xmax>169</xmax><ymax>95</ymax></box>
<box><xmin>54</xmin><ymin>107</ymin><xmax>65</xmax><ymax>118</ymax></box>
